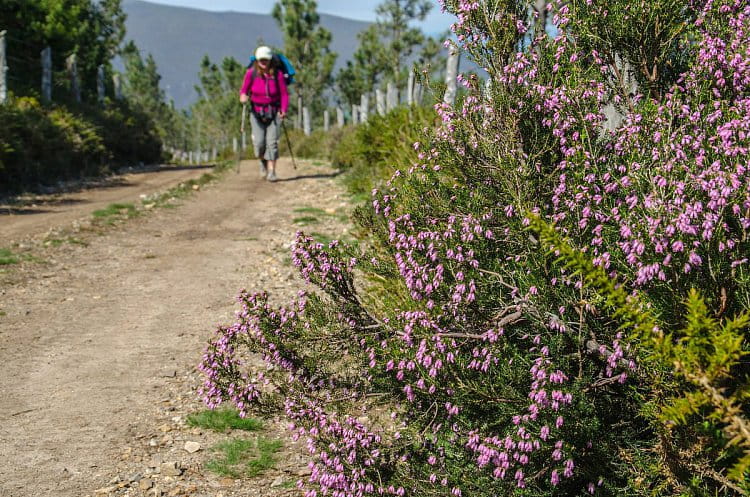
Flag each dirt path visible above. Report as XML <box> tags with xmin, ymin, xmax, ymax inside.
<box><xmin>0</xmin><ymin>159</ymin><xmax>349</xmax><ymax>497</ymax></box>
<box><xmin>1</xmin><ymin>165</ymin><xmax>216</xmax><ymax>243</ymax></box>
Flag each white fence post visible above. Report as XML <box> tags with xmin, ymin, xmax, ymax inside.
<box><xmin>336</xmin><ymin>107</ymin><xmax>344</xmax><ymax>128</ymax></box>
<box><xmin>233</xmin><ymin>137</ymin><xmax>238</xmax><ymax>154</ymax></box>
<box><xmin>97</xmin><ymin>65</ymin><xmax>106</xmax><ymax>104</ymax></box>
<box><xmin>413</xmin><ymin>82</ymin><xmax>423</xmax><ymax>105</ymax></box>
<box><xmin>360</xmin><ymin>93</ymin><xmax>369</xmax><ymax>123</ymax></box>
<box><xmin>66</xmin><ymin>53</ymin><xmax>80</xmax><ymax>103</ymax></box>
<box><xmin>407</xmin><ymin>71</ymin><xmax>414</xmax><ymax>106</ymax></box>
<box><xmin>296</xmin><ymin>95</ymin><xmax>303</xmax><ymax>129</ymax></box>
<box><xmin>386</xmin><ymin>82</ymin><xmax>398</xmax><ymax>112</ymax></box>
<box><xmin>112</xmin><ymin>73</ymin><xmax>123</xmax><ymax>100</ymax></box>
<box><xmin>444</xmin><ymin>47</ymin><xmax>459</xmax><ymax>105</ymax></box>
<box><xmin>0</xmin><ymin>31</ymin><xmax>7</xmax><ymax>104</ymax></box>
<box><xmin>376</xmin><ymin>88</ymin><xmax>386</xmax><ymax>116</ymax></box>
<box><xmin>323</xmin><ymin>109</ymin><xmax>330</xmax><ymax>132</ymax></box>
<box><xmin>41</xmin><ymin>47</ymin><xmax>52</xmax><ymax>102</ymax></box>
<box><xmin>303</xmin><ymin>106</ymin><xmax>311</xmax><ymax>136</ymax></box>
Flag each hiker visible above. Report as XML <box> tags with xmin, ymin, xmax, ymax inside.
<box><xmin>239</xmin><ymin>46</ymin><xmax>289</xmax><ymax>182</ymax></box>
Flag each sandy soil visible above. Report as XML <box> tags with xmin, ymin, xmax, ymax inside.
<box><xmin>0</xmin><ymin>158</ymin><xmax>349</xmax><ymax>497</ymax></box>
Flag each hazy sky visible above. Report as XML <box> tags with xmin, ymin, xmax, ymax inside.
<box><xmin>139</xmin><ymin>0</ymin><xmax>455</xmax><ymax>35</ymax></box>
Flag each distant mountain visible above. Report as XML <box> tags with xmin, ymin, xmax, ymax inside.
<box><xmin>121</xmin><ymin>0</ymin><xmax>371</xmax><ymax>108</ymax></box>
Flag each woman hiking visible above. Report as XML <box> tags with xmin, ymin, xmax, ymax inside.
<box><xmin>239</xmin><ymin>46</ymin><xmax>289</xmax><ymax>182</ymax></box>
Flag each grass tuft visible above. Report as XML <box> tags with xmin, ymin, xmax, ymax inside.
<box><xmin>205</xmin><ymin>436</ymin><xmax>283</xmax><ymax>478</ymax></box>
<box><xmin>92</xmin><ymin>202</ymin><xmax>138</xmax><ymax>221</ymax></box>
<box><xmin>293</xmin><ymin>216</ymin><xmax>319</xmax><ymax>226</ymax></box>
<box><xmin>186</xmin><ymin>408</ymin><xmax>263</xmax><ymax>432</ymax></box>
<box><xmin>0</xmin><ymin>248</ymin><xmax>19</xmax><ymax>265</ymax></box>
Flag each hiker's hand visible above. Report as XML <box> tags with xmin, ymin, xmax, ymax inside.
<box><xmin>278</xmin><ymin>112</ymin><xmax>286</xmax><ymax>120</ymax></box>
<box><xmin>239</xmin><ymin>93</ymin><xmax>248</xmax><ymax>103</ymax></box>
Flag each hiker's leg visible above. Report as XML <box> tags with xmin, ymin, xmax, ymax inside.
<box><xmin>250</xmin><ymin>113</ymin><xmax>268</xmax><ymax>176</ymax></box>
<box><xmin>264</xmin><ymin>117</ymin><xmax>280</xmax><ymax>181</ymax></box>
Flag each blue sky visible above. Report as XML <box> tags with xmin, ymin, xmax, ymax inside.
<box><xmin>140</xmin><ymin>0</ymin><xmax>454</xmax><ymax>35</ymax></box>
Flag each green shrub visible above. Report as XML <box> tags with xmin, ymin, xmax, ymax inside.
<box><xmin>0</xmin><ymin>95</ymin><xmax>162</xmax><ymax>193</ymax></box>
<box><xmin>330</xmin><ymin>106</ymin><xmax>436</xmax><ymax>196</ymax></box>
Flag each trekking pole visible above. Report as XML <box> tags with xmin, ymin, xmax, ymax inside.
<box><xmin>237</xmin><ymin>103</ymin><xmax>247</xmax><ymax>174</ymax></box>
<box><xmin>281</xmin><ymin>119</ymin><xmax>297</xmax><ymax>170</ymax></box>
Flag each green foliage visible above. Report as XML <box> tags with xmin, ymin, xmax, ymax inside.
<box><xmin>375</xmin><ymin>0</ymin><xmax>433</xmax><ymax>85</ymax></box>
<box><xmin>0</xmin><ymin>1</ymin><xmax>167</xmax><ymax>192</ymax></box>
<box><xmin>568</xmin><ymin>0</ymin><xmax>696</xmax><ymax>99</ymax></box>
<box><xmin>0</xmin><ymin>0</ymin><xmax>125</xmax><ymax>100</ymax></box>
<box><xmin>0</xmin><ymin>95</ymin><xmax>162</xmax><ymax>192</ymax></box>
<box><xmin>186</xmin><ymin>409</ymin><xmax>264</xmax><ymax>432</ymax></box>
<box><xmin>335</xmin><ymin>0</ymin><xmax>434</xmax><ymax>104</ymax></box>
<box><xmin>281</xmin><ymin>125</ymin><xmax>353</xmax><ymax>161</ymax></box>
<box><xmin>272</xmin><ymin>0</ymin><xmax>337</xmax><ymax>114</ymax></box>
<box><xmin>205</xmin><ymin>437</ymin><xmax>283</xmax><ymax>478</ymax></box>
<box><xmin>330</xmin><ymin>105</ymin><xmax>436</xmax><ymax>195</ymax></box>
<box><xmin>528</xmin><ymin>215</ymin><xmax>750</xmax><ymax>489</ymax></box>
<box><xmin>185</xmin><ymin>55</ymin><xmax>246</xmax><ymax>155</ymax></box>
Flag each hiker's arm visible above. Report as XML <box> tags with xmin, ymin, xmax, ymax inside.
<box><xmin>278</xmin><ymin>71</ymin><xmax>289</xmax><ymax>116</ymax></box>
<box><xmin>239</xmin><ymin>69</ymin><xmax>253</xmax><ymax>103</ymax></box>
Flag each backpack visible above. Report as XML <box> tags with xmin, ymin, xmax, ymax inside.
<box><xmin>247</xmin><ymin>53</ymin><xmax>296</xmax><ymax>85</ymax></box>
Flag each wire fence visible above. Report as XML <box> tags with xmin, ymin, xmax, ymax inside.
<box><xmin>0</xmin><ymin>29</ymin><xmax>116</xmax><ymax>105</ymax></box>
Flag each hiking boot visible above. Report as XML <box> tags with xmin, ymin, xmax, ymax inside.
<box><xmin>266</xmin><ymin>171</ymin><xmax>277</xmax><ymax>182</ymax></box>
<box><xmin>259</xmin><ymin>160</ymin><xmax>268</xmax><ymax>178</ymax></box>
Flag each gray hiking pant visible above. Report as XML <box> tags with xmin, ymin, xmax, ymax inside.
<box><xmin>250</xmin><ymin>112</ymin><xmax>280</xmax><ymax>161</ymax></box>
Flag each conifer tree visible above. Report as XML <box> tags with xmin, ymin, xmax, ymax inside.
<box><xmin>271</xmin><ymin>0</ymin><xmax>337</xmax><ymax>116</ymax></box>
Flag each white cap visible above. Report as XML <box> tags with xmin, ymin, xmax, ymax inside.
<box><xmin>255</xmin><ymin>46</ymin><xmax>273</xmax><ymax>60</ymax></box>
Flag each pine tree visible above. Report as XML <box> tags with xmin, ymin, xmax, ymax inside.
<box><xmin>374</xmin><ymin>0</ymin><xmax>432</xmax><ymax>86</ymax></box>
<box><xmin>271</xmin><ymin>0</ymin><xmax>337</xmax><ymax>117</ymax></box>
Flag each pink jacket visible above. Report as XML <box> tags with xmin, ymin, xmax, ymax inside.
<box><xmin>240</xmin><ymin>68</ymin><xmax>289</xmax><ymax>114</ymax></box>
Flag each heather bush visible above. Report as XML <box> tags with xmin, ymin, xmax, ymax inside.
<box><xmin>199</xmin><ymin>1</ymin><xmax>750</xmax><ymax>496</ymax></box>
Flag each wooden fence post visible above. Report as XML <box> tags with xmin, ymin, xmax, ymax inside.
<box><xmin>360</xmin><ymin>93</ymin><xmax>369</xmax><ymax>123</ymax></box>
<box><xmin>112</xmin><ymin>73</ymin><xmax>123</xmax><ymax>100</ymax></box>
<box><xmin>413</xmin><ymin>82</ymin><xmax>423</xmax><ymax>106</ymax></box>
<box><xmin>296</xmin><ymin>95</ymin><xmax>303</xmax><ymax>129</ymax></box>
<box><xmin>352</xmin><ymin>104</ymin><xmax>359</xmax><ymax>125</ymax></box>
<box><xmin>323</xmin><ymin>109</ymin><xmax>330</xmax><ymax>132</ymax></box>
<box><xmin>97</xmin><ymin>65</ymin><xmax>106</xmax><ymax>104</ymax></box>
<box><xmin>386</xmin><ymin>82</ymin><xmax>398</xmax><ymax>112</ymax></box>
<box><xmin>376</xmin><ymin>89</ymin><xmax>386</xmax><ymax>116</ymax></box>
<box><xmin>303</xmin><ymin>106</ymin><xmax>311</xmax><ymax>136</ymax></box>
<box><xmin>41</xmin><ymin>47</ymin><xmax>52</xmax><ymax>102</ymax></box>
<box><xmin>407</xmin><ymin>71</ymin><xmax>414</xmax><ymax>106</ymax></box>
<box><xmin>444</xmin><ymin>47</ymin><xmax>459</xmax><ymax>105</ymax></box>
<box><xmin>336</xmin><ymin>107</ymin><xmax>344</xmax><ymax>128</ymax></box>
<box><xmin>0</xmin><ymin>31</ymin><xmax>7</xmax><ymax>104</ymax></box>
<box><xmin>533</xmin><ymin>0</ymin><xmax>548</xmax><ymax>34</ymax></box>
<box><xmin>66</xmin><ymin>54</ymin><xmax>80</xmax><ymax>103</ymax></box>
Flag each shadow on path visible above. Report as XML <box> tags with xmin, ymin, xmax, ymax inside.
<box><xmin>275</xmin><ymin>171</ymin><xmax>341</xmax><ymax>183</ymax></box>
